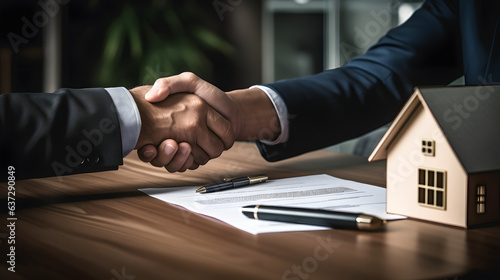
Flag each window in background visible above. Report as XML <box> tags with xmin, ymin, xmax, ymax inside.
<box><xmin>262</xmin><ymin>0</ymin><xmax>338</xmax><ymax>83</ymax></box>
<box><xmin>273</xmin><ymin>12</ymin><xmax>324</xmax><ymax>81</ymax></box>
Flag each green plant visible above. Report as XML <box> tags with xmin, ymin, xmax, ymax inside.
<box><xmin>96</xmin><ymin>0</ymin><xmax>234</xmax><ymax>88</ymax></box>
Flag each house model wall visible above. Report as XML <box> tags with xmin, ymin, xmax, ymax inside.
<box><xmin>369</xmin><ymin>86</ymin><xmax>500</xmax><ymax>228</ymax></box>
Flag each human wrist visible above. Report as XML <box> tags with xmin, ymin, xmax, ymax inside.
<box><xmin>105</xmin><ymin>87</ymin><xmax>141</xmax><ymax>156</ymax></box>
<box><xmin>227</xmin><ymin>88</ymin><xmax>280</xmax><ymax>141</ymax></box>
<box><xmin>129</xmin><ymin>86</ymin><xmax>154</xmax><ymax>149</ymax></box>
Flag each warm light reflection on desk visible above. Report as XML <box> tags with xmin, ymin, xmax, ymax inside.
<box><xmin>0</xmin><ymin>142</ymin><xmax>498</xmax><ymax>280</ymax></box>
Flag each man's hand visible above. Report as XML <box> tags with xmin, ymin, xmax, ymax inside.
<box><xmin>130</xmin><ymin>85</ymin><xmax>234</xmax><ymax>172</ymax></box>
<box><xmin>137</xmin><ymin>73</ymin><xmax>242</xmax><ymax>169</ymax></box>
<box><xmin>137</xmin><ymin>72</ymin><xmax>281</xmax><ymax>169</ymax></box>
<box><xmin>137</xmin><ymin>139</ymin><xmax>197</xmax><ymax>173</ymax></box>
<box><xmin>145</xmin><ymin>72</ymin><xmax>242</xmax><ymax>136</ymax></box>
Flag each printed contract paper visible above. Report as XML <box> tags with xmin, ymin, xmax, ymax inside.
<box><xmin>140</xmin><ymin>174</ymin><xmax>405</xmax><ymax>234</ymax></box>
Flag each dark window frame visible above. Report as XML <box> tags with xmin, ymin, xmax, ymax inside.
<box><xmin>418</xmin><ymin>167</ymin><xmax>446</xmax><ymax>210</ymax></box>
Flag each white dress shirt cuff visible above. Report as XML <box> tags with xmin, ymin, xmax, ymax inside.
<box><xmin>105</xmin><ymin>87</ymin><xmax>141</xmax><ymax>157</ymax></box>
<box><xmin>250</xmin><ymin>85</ymin><xmax>289</xmax><ymax>145</ymax></box>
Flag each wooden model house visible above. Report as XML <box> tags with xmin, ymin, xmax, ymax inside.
<box><xmin>369</xmin><ymin>86</ymin><xmax>500</xmax><ymax>228</ymax></box>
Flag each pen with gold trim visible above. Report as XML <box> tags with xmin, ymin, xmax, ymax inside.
<box><xmin>196</xmin><ymin>175</ymin><xmax>268</xmax><ymax>193</ymax></box>
<box><xmin>241</xmin><ymin>205</ymin><xmax>386</xmax><ymax>231</ymax></box>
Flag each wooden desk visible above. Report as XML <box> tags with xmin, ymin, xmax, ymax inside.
<box><xmin>1</xmin><ymin>142</ymin><xmax>499</xmax><ymax>279</ymax></box>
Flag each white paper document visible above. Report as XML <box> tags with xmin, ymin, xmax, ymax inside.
<box><xmin>139</xmin><ymin>174</ymin><xmax>406</xmax><ymax>234</ymax></box>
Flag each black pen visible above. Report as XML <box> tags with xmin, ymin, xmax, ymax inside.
<box><xmin>241</xmin><ymin>205</ymin><xmax>386</xmax><ymax>231</ymax></box>
<box><xmin>196</xmin><ymin>175</ymin><xmax>268</xmax><ymax>193</ymax></box>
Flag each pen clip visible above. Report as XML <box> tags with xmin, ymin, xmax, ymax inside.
<box><xmin>224</xmin><ymin>175</ymin><xmax>268</xmax><ymax>182</ymax></box>
<box><xmin>223</xmin><ymin>176</ymin><xmax>238</xmax><ymax>182</ymax></box>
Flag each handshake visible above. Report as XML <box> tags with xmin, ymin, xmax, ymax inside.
<box><xmin>130</xmin><ymin>72</ymin><xmax>280</xmax><ymax>172</ymax></box>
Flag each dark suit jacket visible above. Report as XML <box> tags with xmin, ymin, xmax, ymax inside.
<box><xmin>0</xmin><ymin>88</ymin><xmax>123</xmax><ymax>180</ymax></box>
<box><xmin>258</xmin><ymin>0</ymin><xmax>500</xmax><ymax>162</ymax></box>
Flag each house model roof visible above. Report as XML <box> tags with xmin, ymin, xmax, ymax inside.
<box><xmin>369</xmin><ymin>86</ymin><xmax>500</xmax><ymax>174</ymax></box>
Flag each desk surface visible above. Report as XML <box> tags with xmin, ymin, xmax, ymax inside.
<box><xmin>1</xmin><ymin>142</ymin><xmax>499</xmax><ymax>280</ymax></box>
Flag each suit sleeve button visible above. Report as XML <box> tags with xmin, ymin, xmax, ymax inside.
<box><xmin>86</xmin><ymin>153</ymin><xmax>100</xmax><ymax>166</ymax></box>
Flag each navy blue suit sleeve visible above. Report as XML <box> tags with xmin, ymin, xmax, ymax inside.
<box><xmin>258</xmin><ymin>0</ymin><xmax>463</xmax><ymax>162</ymax></box>
<box><xmin>0</xmin><ymin>88</ymin><xmax>123</xmax><ymax>180</ymax></box>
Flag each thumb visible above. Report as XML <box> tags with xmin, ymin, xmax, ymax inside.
<box><xmin>145</xmin><ymin>79</ymin><xmax>170</xmax><ymax>102</ymax></box>
<box><xmin>145</xmin><ymin>72</ymin><xmax>200</xmax><ymax>103</ymax></box>
<box><xmin>137</xmin><ymin>144</ymin><xmax>158</xmax><ymax>162</ymax></box>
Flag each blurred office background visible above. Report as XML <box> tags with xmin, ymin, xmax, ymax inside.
<box><xmin>0</xmin><ymin>0</ymin><xmax>422</xmax><ymax>156</ymax></box>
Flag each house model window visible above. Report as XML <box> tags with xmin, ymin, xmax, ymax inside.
<box><xmin>476</xmin><ymin>185</ymin><xmax>486</xmax><ymax>214</ymax></box>
<box><xmin>418</xmin><ymin>168</ymin><xmax>446</xmax><ymax>209</ymax></box>
<box><xmin>421</xmin><ymin>139</ymin><xmax>435</xmax><ymax>156</ymax></box>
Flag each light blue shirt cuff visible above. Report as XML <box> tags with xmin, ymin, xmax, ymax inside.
<box><xmin>105</xmin><ymin>87</ymin><xmax>141</xmax><ymax>157</ymax></box>
<box><xmin>250</xmin><ymin>85</ymin><xmax>289</xmax><ymax>145</ymax></box>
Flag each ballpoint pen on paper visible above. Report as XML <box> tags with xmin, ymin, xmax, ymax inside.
<box><xmin>196</xmin><ymin>175</ymin><xmax>268</xmax><ymax>194</ymax></box>
<box><xmin>241</xmin><ymin>205</ymin><xmax>386</xmax><ymax>231</ymax></box>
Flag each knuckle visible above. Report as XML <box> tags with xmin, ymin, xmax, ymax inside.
<box><xmin>190</xmin><ymin>95</ymin><xmax>205</xmax><ymax>109</ymax></box>
<box><xmin>165</xmin><ymin>166</ymin><xmax>177</xmax><ymax>173</ymax></box>
<box><xmin>208</xmin><ymin>140</ymin><xmax>224</xmax><ymax>159</ymax></box>
<box><xmin>180</xmin><ymin>72</ymin><xmax>198</xmax><ymax>83</ymax></box>
<box><xmin>192</xmin><ymin>147</ymin><xmax>209</xmax><ymax>165</ymax></box>
<box><xmin>150</xmin><ymin>161</ymin><xmax>165</xmax><ymax>168</ymax></box>
<box><xmin>154</xmin><ymin>78</ymin><xmax>171</xmax><ymax>95</ymax></box>
<box><xmin>195</xmin><ymin>154</ymin><xmax>209</xmax><ymax>165</ymax></box>
<box><xmin>189</xmin><ymin>164</ymin><xmax>199</xmax><ymax>170</ymax></box>
<box><xmin>185</xmin><ymin>118</ymin><xmax>200</xmax><ymax>132</ymax></box>
<box><xmin>213</xmin><ymin>148</ymin><xmax>223</xmax><ymax>159</ymax></box>
<box><xmin>161</xmin><ymin>80</ymin><xmax>173</xmax><ymax>95</ymax></box>
<box><xmin>208</xmin><ymin>150</ymin><xmax>222</xmax><ymax>160</ymax></box>
<box><xmin>155</xmin><ymin>77</ymin><xmax>167</xmax><ymax>88</ymax></box>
